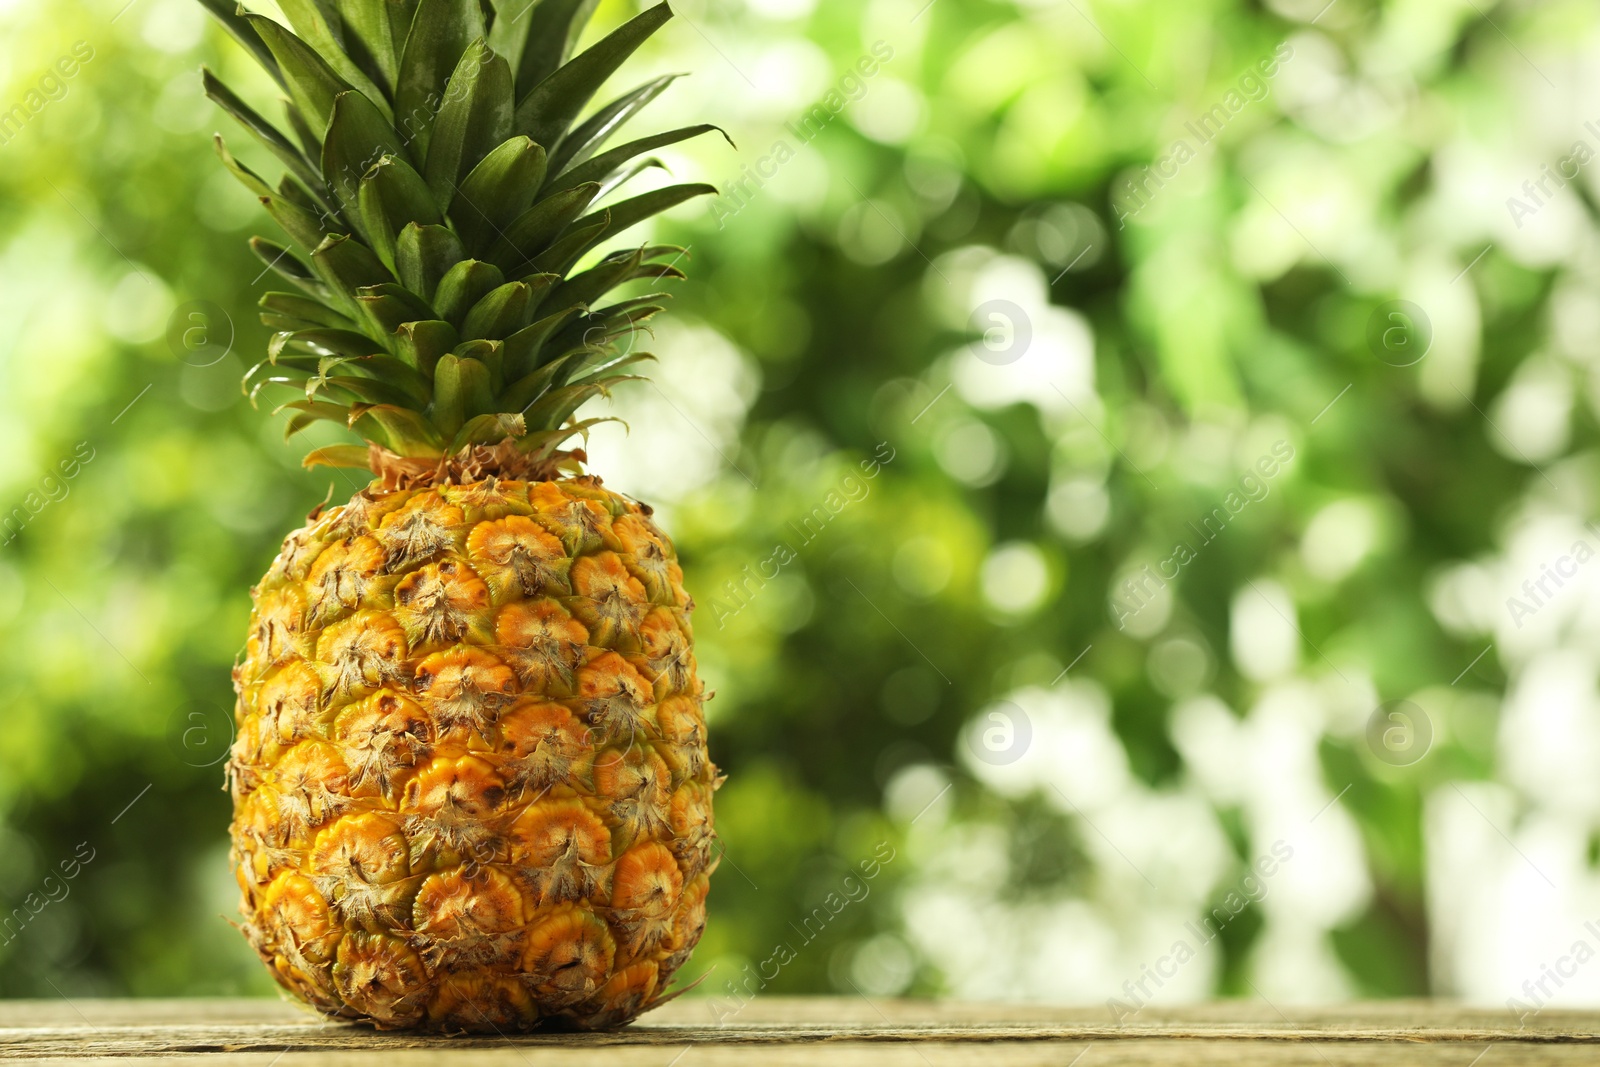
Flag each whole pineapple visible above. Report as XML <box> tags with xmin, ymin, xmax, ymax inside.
<box><xmin>195</xmin><ymin>0</ymin><xmax>721</xmax><ymax>1031</ymax></box>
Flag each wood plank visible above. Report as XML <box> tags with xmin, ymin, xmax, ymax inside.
<box><xmin>16</xmin><ymin>1046</ymin><xmax>1600</xmax><ymax>1067</ymax></box>
<box><xmin>0</xmin><ymin>997</ymin><xmax>1592</xmax><ymax>1064</ymax></box>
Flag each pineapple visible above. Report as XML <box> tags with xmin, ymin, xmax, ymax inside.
<box><xmin>195</xmin><ymin>0</ymin><xmax>721</xmax><ymax>1031</ymax></box>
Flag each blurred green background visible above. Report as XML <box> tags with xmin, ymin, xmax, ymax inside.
<box><xmin>2</xmin><ymin>0</ymin><xmax>1596</xmax><ymax>1011</ymax></box>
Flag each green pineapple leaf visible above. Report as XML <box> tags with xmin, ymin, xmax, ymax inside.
<box><xmin>350</xmin><ymin>403</ymin><xmax>446</xmax><ymax>454</ymax></box>
<box><xmin>202</xmin><ymin>70</ymin><xmax>325</xmax><ymax>198</ymax></box>
<box><xmin>260</xmin><ymin>291</ymin><xmax>352</xmax><ymax>329</ymax></box>
<box><xmin>303</xmin><ymin>444</ymin><xmax>379</xmax><ymax>470</ymax></box>
<box><xmin>550</xmin><ymin>72</ymin><xmax>682</xmax><ymax>173</ymax></box>
<box><xmin>394</xmin><ymin>319</ymin><xmax>461</xmax><ymax>374</ymax></box>
<box><xmin>195</xmin><ymin>0</ymin><xmax>285</xmax><ymax>86</ymax></box>
<box><xmin>452</xmin><ymin>411</ymin><xmax>528</xmax><ymax>450</ymax></box>
<box><xmin>434</xmin><ymin>259</ymin><xmax>508</xmax><ymax>326</ymax></box>
<box><xmin>451</xmin><ymin>136</ymin><xmax>548</xmax><ymax>254</ymax></box>
<box><xmin>422</xmin><ymin>39</ymin><xmax>517</xmax><ymax>203</ymax></box>
<box><xmin>252</xmin><ymin>240</ymin><xmax>330</xmax><ymax>298</ymax></box>
<box><xmin>514</xmin><ymin>4</ymin><xmax>673</xmax><ymax>155</ymax></box>
<box><xmin>244</xmin><ymin>15</ymin><xmax>356</xmax><ymax>138</ymax></box>
<box><xmin>276</xmin><ymin>0</ymin><xmax>392</xmax><ymax>118</ymax></box>
<box><xmin>198</xmin><ymin>0</ymin><xmax>703</xmax><ymax>465</ymax></box>
<box><xmin>508</xmin><ymin>0</ymin><xmax>600</xmax><ymax>98</ymax></box>
<box><xmin>502</xmin><ymin>305</ymin><xmax>588</xmax><ymax>380</ymax></box>
<box><xmin>358</xmin><ymin>282</ymin><xmax>438</xmax><ymax>335</ymax></box>
<box><xmin>394</xmin><ymin>0</ymin><xmax>488</xmax><ymax>160</ymax></box>
<box><xmin>433</xmin><ymin>353</ymin><xmax>495</xmax><ymax>436</ymax></box>
<box><xmin>487</xmin><ymin>182</ymin><xmax>598</xmax><ymax>272</ymax></box>
<box><xmin>312</xmin><ymin>234</ymin><xmax>395</xmax><ymax>314</ymax></box>
<box><xmin>572</xmin><ymin>183</ymin><xmax>715</xmax><ymax>246</ymax></box>
<box><xmin>395</xmin><ymin>224</ymin><xmax>467</xmax><ymax>301</ymax></box>
<box><xmin>323</xmin><ymin>90</ymin><xmax>408</xmax><ymax>226</ymax></box>
<box><xmin>547</xmin><ymin>124</ymin><xmax>730</xmax><ymax>194</ymax></box>
<box><xmin>358</xmin><ymin>154</ymin><xmax>444</xmax><ymax>268</ymax></box>
<box><xmin>330</xmin><ymin>0</ymin><xmax>416</xmax><ymax>90</ymax></box>
<box><xmin>262</xmin><ymin>191</ymin><xmax>333</xmax><ymax>254</ymax></box>
<box><xmin>461</xmin><ymin>279</ymin><xmax>536</xmax><ymax>340</ymax></box>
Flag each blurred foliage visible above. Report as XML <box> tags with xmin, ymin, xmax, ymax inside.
<box><xmin>0</xmin><ymin>0</ymin><xmax>1590</xmax><ymax>1007</ymax></box>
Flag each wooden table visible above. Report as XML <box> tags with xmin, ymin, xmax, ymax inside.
<box><xmin>2</xmin><ymin>997</ymin><xmax>1594</xmax><ymax>1064</ymax></box>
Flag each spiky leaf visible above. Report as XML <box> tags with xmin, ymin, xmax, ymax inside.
<box><xmin>358</xmin><ymin>154</ymin><xmax>444</xmax><ymax>267</ymax></box>
<box><xmin>452</xmin><ymin>136</ymin><xmax>547</xmax><ymax>253</ymax></box>
<box><xmin>508</xmin><ymin>0</ymin><xmax>599</xmax><ymax>98</ymax></box>
<box><xmin>422</xmin><ymin>40</ymin><xmax>516</xmax><ymax>203</ymax></box>
<box><xmin>245</xmin><ymin>15</ymin><xmax>355</xmax><ymax>138</ymax></box>
<box><xmin>434</xmin><ymin>259</ymin><xmax>507</xmax><ymax>326</ymax></box>
<box><xmin>197</xmin><ymin>0</ymin><xmax>704</xmax><ymax>469</ymax></box>
<box><xmin>395</xmin><ymin>223</ymin><xmax>466</xmax><ymax>301</ymax></box>
<box><xmin>548</xmin><ymin>124</ymin><xmax>729</xmax><ymax>194</ymax></box>
<box><xmin>277</xmin><ymin>0</ymin><xmax>392</xmax><ymax>116</ymax></box>
<box><xmin>514</xmin><ymin>4</ymin><xmax>673</xmax><ymax>155</ymax></box>
<box><xmin>323</xmin><ymin>90</ymin><xmax>408</xmax><ymax>222</ymax></box>
<box><xmin>550</xmin><ymin>72</ymin><xmax>681</xmax><ymax>173</ymax></box>
<box><xmin>394</xmin><ymin>0</ymin><xmax>488</xmax><ymax>160</ymax></box>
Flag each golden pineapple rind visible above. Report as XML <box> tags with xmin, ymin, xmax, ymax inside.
<box><xmin>230</xmin><ymin>476</ymin><xmax>715</xmax><ymax>1032</ymax></box>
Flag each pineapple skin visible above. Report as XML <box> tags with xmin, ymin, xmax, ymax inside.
<box><xmin>229</xmin><ymin>475</ymin><xmax>715</xmax><ymax>1032</ymax></box>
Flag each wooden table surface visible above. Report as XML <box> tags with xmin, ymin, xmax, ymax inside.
<box><xmin>1</xmin><ymin>996</ymin><xmax>1593</xmax><ymax>1064</ymax></box>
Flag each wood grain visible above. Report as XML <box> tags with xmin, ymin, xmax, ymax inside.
<box><xmin>0</xmin><ymin>997</ymin><xmax>1593</xmax><ymax>1064</ymax></box>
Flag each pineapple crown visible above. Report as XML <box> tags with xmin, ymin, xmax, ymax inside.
<box><xmin>197</xmin><ymin>0</ymin><xmax>722</xmax><ymax>481</ymax></box>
